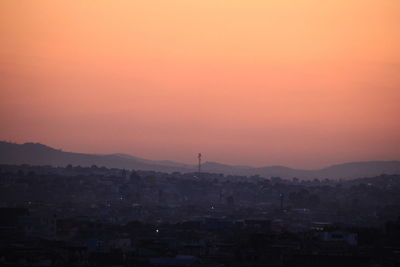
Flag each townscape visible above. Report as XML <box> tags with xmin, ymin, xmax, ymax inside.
<box><xmin>1</xmin><ymin>164</ymin><xmax>399</xmax><ymax>266</ymax></box>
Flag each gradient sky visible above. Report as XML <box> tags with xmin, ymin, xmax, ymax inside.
<box><xmin>1</xmin><ymin>0</ymin><xmax>399</xmax><ymax>169</ymax></box>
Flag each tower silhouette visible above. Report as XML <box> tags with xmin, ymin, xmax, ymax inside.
<box><xmin>198</xmin><ymin>153</ymin><xmax>202</xmax><ymax>173</ymax></box>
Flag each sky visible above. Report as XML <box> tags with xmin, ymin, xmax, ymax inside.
<box><xmin>0</xmin><ymin>0</ymin><xmax>399</xmax><ymax>169</ymax></box>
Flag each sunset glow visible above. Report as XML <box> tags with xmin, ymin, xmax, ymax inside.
<box><xmin>1</xmin><ymin>0</ymin><xmax>399</xmax><ymax>168</ymax></box>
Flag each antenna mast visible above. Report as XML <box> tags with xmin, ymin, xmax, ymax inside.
<box><xmin>198</xmin><ymin>153</ymin><xmax>202</xmax><ymax>173</ymax></box>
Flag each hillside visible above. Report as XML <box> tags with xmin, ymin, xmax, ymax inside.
<box><xmin>1</xmin><ymin>141</ymin><xmax>399</xmax><ymax>179</ymax></box>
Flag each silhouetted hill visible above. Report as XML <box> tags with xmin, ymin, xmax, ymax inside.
<box><xmin>0</xmin><ymin>142</ymin><xmax>192</xmax><ymax>173</ymax></box>
<box><xmin>316</xmin><ymin>161</ymin><xmax>400</xmax><ymax>179</ymax></box>
<box><xmin>231</xmin><ymin>162</ymin><xmax>400</xmax><ymax>179</ymax></box>
<box><xmin>1</xmin><ymin>141</ymin><xmax>399</xmax><ymax>179</ymax></box>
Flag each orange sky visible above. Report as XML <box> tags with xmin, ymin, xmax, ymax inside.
<box><xmin>1</xmin><ymin>0</ymin><xmax>399</xmax><ymax>169</ymax></box>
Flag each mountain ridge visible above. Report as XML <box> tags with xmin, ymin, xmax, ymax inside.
<box><xmin>1</xmin><ymin>141</ymin><xmax>399</xmax><ymax>179</ymax></box>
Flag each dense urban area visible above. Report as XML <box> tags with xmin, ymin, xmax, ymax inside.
<box><xmin>1</xmin><ymin>164</ymin><xmax>400</xmax><ymax>266</ymax></box>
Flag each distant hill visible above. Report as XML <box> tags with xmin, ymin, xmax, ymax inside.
<box><xmin>1</xmin><ymin>141</ymin><xmax>399</xmax><ymax>179</ymax></box>
<box><xmin>0</xmin><ymin>141</ymin><xmax>193</xmax><ymax>173</ymax></box>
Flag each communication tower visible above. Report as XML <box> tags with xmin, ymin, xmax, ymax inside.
<box><xmin>198</xmin><ymin>153</ymin><xmax>202</xmax><ymax>173</ymax></box>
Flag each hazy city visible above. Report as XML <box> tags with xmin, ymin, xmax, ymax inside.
<box><xmin>1</xmin><ymin>0</ymin><xmax>400</xmax><ymax>266</ymax></box>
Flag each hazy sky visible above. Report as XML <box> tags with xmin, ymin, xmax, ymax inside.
<box><xmin>1</xmin><ymin>0</ymin><xmax>399</xmax><ymax>169</ymax></box>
